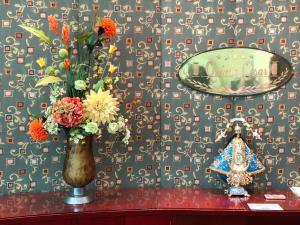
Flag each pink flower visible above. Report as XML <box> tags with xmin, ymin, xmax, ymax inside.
<box><xmin>52</xmin><ymin>97</ymin><xmax>84</xmax><ymax>127</ymax></box>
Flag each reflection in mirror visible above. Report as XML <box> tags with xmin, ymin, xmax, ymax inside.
<box><xmin>178</xmin><ymin>48</ymin><xmax>293</xmax><ymax>96</ymax></box>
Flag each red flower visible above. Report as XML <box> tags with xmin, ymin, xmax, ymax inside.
<box><xmin>52</xmin><ymin>97</ymin><xmax>84</xmax><ymax>127</ymax></box>
<box><xmin>48</xmin><ymin>15</ymin><xmax>59</xmax><ymax>35</ymax></box>
<box><xmin>29</xmin><ymin>119</ymin><xmax>49</xmax><ymax>142</ymax></box>
<box><xmin>64</xmin><ymin>58</ymin><xmax>71</xmax><ymax>71</ymax></box>
<box><xmin>100</xmin><ymin>18</ymin><xmax>116</xmax><ymax>38</ymax></box>
<box><xmin>62</xmin><ymin>24</ymin><xmax>70</xmax><ymax>49</ymax></box>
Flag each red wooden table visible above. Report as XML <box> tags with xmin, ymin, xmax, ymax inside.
<box><xmin>0</xmin><ymin>188</ymin><xmax>300</xmax><ymax>225</ymax></box>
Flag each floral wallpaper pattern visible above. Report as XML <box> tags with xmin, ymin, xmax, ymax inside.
<box><xmin>0</xmin><ymin>0</ymin><xmax>299</xmax><ymax>194</ymax></box>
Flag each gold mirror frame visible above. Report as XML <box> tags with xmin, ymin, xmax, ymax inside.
<box><xmin>178</xmin><ymin>48</ymin><xmax>293</xmax><ymax>96</ymax></box>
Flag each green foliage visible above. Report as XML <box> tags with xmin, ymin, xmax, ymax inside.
<box><xmin>96</xmin><ymin>17</ymin><xmax>102</xmax><ymax>23</ymax></box>
<box><xmin>66</xmin><ymin>70</ymin><xmax>75</xmax><ymax>97</ymax></box>
<box><xmin>97</xmin><ymin>51</ymin><xmax>108</xmax><ymax>60</ymax></box>
<box><xmin>76</xmin><ymin>32</ymin><xmax>94</xmax><ymax>43</ymax></box>
<box><xmin>19</xmin><ymin>25</ymin><xmax>53</xmax><ymax>45</ymax></box>
<box><xmin>35</xmin><ymin>76</ymin><xmax>63</xmax><ymax>87</ymax></box>
<box><xmin>94</xmin><ymin>79</ymin><xmax>104</xmax><ymax>92</ymax></box>
<box><xmin>66</xmin><ymin>64</ymin><xmax>90</xmax><ymax>98</ymax></box>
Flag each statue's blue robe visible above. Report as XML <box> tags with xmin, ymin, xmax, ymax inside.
<box><xmin>210</xmin><ymin>138</ymin><xmax>265</xmax><ymax>180</ymax></box>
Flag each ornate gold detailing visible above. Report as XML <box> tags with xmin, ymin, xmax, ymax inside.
<box><xmin>227</xmin><ymin>137</ymin><xmax>253</xmax><ymax>186</ymax></box>
<box><xmin>227</xmin><ymin>171</ymin><xmax>253</xmax><ymax>186</ymax></box>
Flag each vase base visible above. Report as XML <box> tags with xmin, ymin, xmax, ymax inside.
<box><xmin>63</xmin><ymin>187</ymin><xmax>94</xmax><ymax>205</ymax></box>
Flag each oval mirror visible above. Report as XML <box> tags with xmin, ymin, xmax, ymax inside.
<box><xmin>178</xmin><ymin>48</ymin><xmax>293</xmax><ymax>96</ymax></box>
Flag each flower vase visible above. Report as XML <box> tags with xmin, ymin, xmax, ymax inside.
<box><xmin>63</xmin><ymin>135</ymin><xmax>96</xmax><ymax>204</ymax></box>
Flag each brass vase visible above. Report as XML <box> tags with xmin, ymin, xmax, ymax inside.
<box><xmin>63</xmin><ymin>135</ymin><xmax>96</xmax><ymax>204</ymax></box>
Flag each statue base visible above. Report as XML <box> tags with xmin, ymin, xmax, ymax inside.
<box><xmin>225</xmin><ymin>186</ymin><xmax>250</xmax><ymax>197</ymax></box>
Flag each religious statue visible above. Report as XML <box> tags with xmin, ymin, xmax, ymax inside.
<box><xmin>210</xmin><ymin>119</ymin><xmax>265</xmax><ymax>196</ymax></box>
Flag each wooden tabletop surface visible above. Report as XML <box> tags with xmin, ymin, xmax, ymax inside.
<box><xmin>0</xmin><ymin>188</ymin><xmax>300</xmax><ymax>222</ymax></box>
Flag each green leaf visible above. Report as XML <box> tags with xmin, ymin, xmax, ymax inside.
<box><xmin>65</xmin><ymin>70</ymin><xmax>85</xmax><ymax>98</ymax></box>
<box><xmin>66</xmin><ymin>71</ymin><xmax>74</xmax><ymax>97</ymax></box>
<box><xmin>75</xmin><ymin>64</ymin><xmax>89</xmax><ymax>80</ymax></box>
<box><xmin>76</xmin><ymin>32</ymin><xmax>94</xmax><ymax>43</ymax></box>
<box><xmin>98</xmin><ymin>67</ymin><xmax>104</xmax><ymax>74</ymax></box>
<box><xmin>19</xmin><ymin>25</ymin><xmax>53</xmax><ymax>45</ymax></box>
<box><xmin>35</xmin><ymin>76</ymin><xmax>63</xmax><ymax>87</ymax></box>
<box><xmin>87</xmin><ymin>34</ymin><xmax>94</xmax><ymax>45</ymax></box>
<box><xmin>94</xmin><ymin>79</ymin><xmax>104</xmax><ymax>92</ymax></box>
<box><xmin>96</xmin><ymin>17</ymin><xmax>102</xmax><ymax>23</ymax></box>
<box><xmin>93</xmin><ymin>66</ymin><xmax>98</xmax><ymax>71</ymax></box>
<box><xmin>98</xmin><ymin>51</ymin><xmax>108</xmax><ymax>58</ymax></box>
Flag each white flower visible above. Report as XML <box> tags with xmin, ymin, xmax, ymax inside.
<box><xmin>84</xmin><ymin>122</ymin><xmax>99</xmax><ymax>134</ymax></box>
<box><xmin>69</xmin><ymin>129</ymin><xmax>85</xmax><ymax>144</ymax></box>
<box><xmin>50</xmin><ymin>85</ymin><xmax>65</xmax><ymax>103</ymax></box>
<box><xmin>122</xmin><ymin>127</ymin><xmax>131</xmax><ymax>145</ymax></box>
<box><xmin>107</xmin><ymin>122</ymin><xmax>119</xmax><ymax>134</ymax></box>
<box><xmin>74</xmin><ymin>80</ymin><xmax>87</xmax><ymax>90</ymax></box>
<box><xmin>43</xmin><ymin>116</ymin><xmax>59</xmax><ymax>135</ymax></box>
<box><xmin>116</xmin><ymin>116</ymin><xmax>126</xmax><ymax>131</ymax></box>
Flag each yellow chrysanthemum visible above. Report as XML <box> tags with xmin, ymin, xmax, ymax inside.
<box><xmin>83</xmin><ymin>89</ymin><xmax>119</xmax><ymax>125</ymax></box>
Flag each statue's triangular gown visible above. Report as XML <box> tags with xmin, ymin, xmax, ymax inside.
<box><xmin>210</xmin><ymin>135</ymin><xmax>265</xmax><ymax>180</ymax></box>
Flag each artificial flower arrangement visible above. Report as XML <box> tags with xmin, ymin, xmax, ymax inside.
<box><xmin>24</xmin><ymin>15</ymin><xmax>130</xmax><ymax>145</ymax></box>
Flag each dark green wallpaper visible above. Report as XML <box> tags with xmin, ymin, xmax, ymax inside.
<box><xmin>0</xmin><ymin>0</ymin><xmax>299</xmax><ymax>195</ymax></box>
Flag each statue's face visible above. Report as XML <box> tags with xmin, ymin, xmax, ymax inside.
<box><xmin>235</xmin><ymin>154</ymin><xmax>243</xmax><ymax>164</ymax></box>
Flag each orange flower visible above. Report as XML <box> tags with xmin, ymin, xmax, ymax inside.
<box><xmin>29</xmin><ymin>119</ymin><xmax>49</xmax><ymax>142</ymax></box>
<box><xmin>64</xmin><ymin>58</ymin><xmax>71</xmax><ymax>71</ymax></box>
<box><xmin>99</xmin><ymin>18</ymin><xmax>116</xmax><ymax>38</ymax></box>
<box><xmin>48</xmin><ymin>15</ymin><xmax>58</xmax><ymax>36</ymax></box>
<box><xmin>62</xmin><ymin>24</ymin><xmax>70</xmax><ymax>49</ymax></box>
<box><xmin>131</xmin><ymin>99</ymin><xmax>141</xmax><ymax>105</ymax></box>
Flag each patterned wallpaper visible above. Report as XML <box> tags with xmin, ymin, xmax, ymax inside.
<box><xmin>0</xmin><ymin>0</ymin><xmax>299</xmax><ymax>195</ymax></box>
